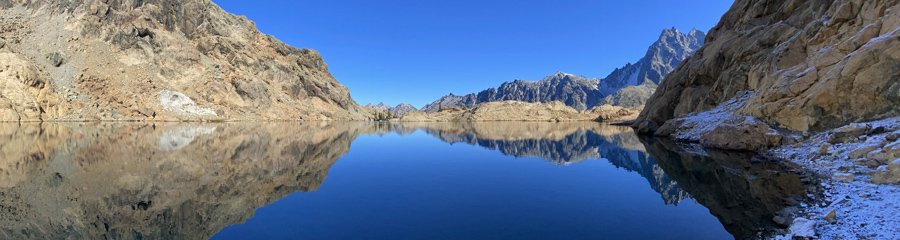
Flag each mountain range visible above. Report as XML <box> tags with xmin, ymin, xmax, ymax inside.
<box><xmin>420</xmin><ymin>28</ymin><xmax>704</xmax><ymax>113</ymax></box>
<box><xmin>365</xmin><ymin>102</ymin><xmax>418</xmax><ymax>116</ymax></box>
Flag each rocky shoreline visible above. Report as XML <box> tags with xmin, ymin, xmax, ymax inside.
<box><xmin>768</xmin><ymin>117</ymin><xmax>900</xmax><ymax>239</ymax></box>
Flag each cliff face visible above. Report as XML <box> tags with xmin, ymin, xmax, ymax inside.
<box><xmin>598</xmin><ymin>28</ymin><xmax>705</xmax><ymax>108</ymax></box>
<box><xmin>0</xmin><ymin>0</ymin><xmax>368</xmax><ymax>121</ymax></box>
<box><xmin>636</xmin><ymin>0</ymin><xmax>900</xmax><ymax>133</ymax></box>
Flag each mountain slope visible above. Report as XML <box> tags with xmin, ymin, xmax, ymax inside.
<box><xmin>635</xmin><ymin>0</ymin><xmax>900</xmax><ymax>133</ymax></box>
<box><xmin>421</xmin><ymin>28</ymin><xmax>704</xmax><ymax>112</ymax></box>
<box><xmin>0</xmin><ymin>0</ymin><xmax>368</xmax><ymax>121</ymax></box>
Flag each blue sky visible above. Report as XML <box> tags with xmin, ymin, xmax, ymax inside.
<box><xmin>213</xmin><ymin>0</ymin><xmax>734</xmax><ymax>108</ymax></box>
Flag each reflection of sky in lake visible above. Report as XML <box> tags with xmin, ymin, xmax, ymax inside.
<box><xmin>213</xmin><ymin>129</ymin><xmax>731</xmax><ymax>240</ymax></box>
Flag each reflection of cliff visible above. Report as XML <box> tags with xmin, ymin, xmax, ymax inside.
<box><xmin>0</xmin><ymin>122</ymin><xmax>365</xmax><ymax>240</ymax></box>
<box><xmin>641</xmin><ymin>137</ymin><xmax>808</xmax><ymax>239</ymax></box>
<box><xmin>391</xmin><ymin>122</ymin><xmax>691</xmax><ymax>205</ymax></box>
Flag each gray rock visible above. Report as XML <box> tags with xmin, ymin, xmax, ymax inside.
<box><xmin>45</xmin><ymin>52</ymin><xmax>66</xmax><ymax>67</ymax></box>
<box><xmin>887</xmin><ymin>132</ymin><xmax>900</xmax><ymax>142</ymax></box>
<box><xmin>389</xmin><ymin>103</ymin><xmax>417</xmax><ymax>116</ymax></box>
<box><xmin>789</xmin><ymin>217</ymin><xmax>816</xmax><ymax>238</ymax></box>
<box><xmin>829</xmin><ymin>124</ymin><xmax>868</xmax><ymax>144</ymax></box>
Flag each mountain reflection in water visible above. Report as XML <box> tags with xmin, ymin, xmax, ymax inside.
<box><xmin>0</xmin><ymin>122</ymin><xmax>807</xmax><ymax>239</ymax></box>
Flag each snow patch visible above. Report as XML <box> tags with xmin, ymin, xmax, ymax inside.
<box><xmin>159</xmin><ymin>90</ymin><xmax>217</xmax><ymax>116</ymax></box>
<box><xmin>768</xmin><ymin>117</ymin><xmax>900</xmax><ymax>239</ymax></box>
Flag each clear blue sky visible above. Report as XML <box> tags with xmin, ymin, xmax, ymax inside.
<box><xmin>212</xmin><ymin>0</ymin><xmax>734</xmax><ymax>108</ymax></box>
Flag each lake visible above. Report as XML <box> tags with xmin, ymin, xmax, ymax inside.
<box><xmin>0</xmin><ymin>122</ymin><xmax>808</xmax><ymax>239</ymax></box>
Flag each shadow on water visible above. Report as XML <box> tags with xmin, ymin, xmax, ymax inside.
<box><xmin>0</xmin><ymin>122</ymin><xmax>810</xmax><ymax>239</ymax></box>
<box><xmin>639</xmin><ymin>136</ymin><xmax>812</xmax><ymax>239</ymax></box>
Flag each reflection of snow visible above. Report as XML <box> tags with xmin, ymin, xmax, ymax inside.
<box><xmin>158</xmin><ymin>126</ymin><xmax>218</xmax><ymax>151</ymax></box>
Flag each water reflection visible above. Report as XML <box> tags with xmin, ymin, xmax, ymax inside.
<box><xmin>0</xmin><ymin>122</ymin><xmax>358</xmax><ymax>239</ymax></box>
<box><xmin>640</xmin><ymin>137</ymin><xmax>809</xmax><ymax>238</ymax></box>
<box><xmin>0</xmin><ymin>122</ymin><xmax>807</xmax><ymax>239</ymax></box>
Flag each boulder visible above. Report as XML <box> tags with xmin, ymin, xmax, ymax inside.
<box><xmin>700</xmin><ymin>116</ymin><xmax>783</xmax><ymax>151</ymax></box>
<box><xmin>887</xmin><ymin>132</ymin><xmax>900</xmax><ymax>142</ymax></box>
<box><xmin>833</xmin><ymin>173</ymin><xmax>854</xmax><ymax>182</ymax></box>
<box><xmin>869</xmin><ymin>141</ymin><xmax>900</xmax><ymax>163</ymax></box>
<box><xmin>872</xmin><ymin>159</ymin><xmax>900</xmax><ymax>184</ymax></box>
<box><xmin>850</xmin><ymin>143</ymin><xmax>884</xmax><ymax>159</ymax></box>
<box><xmin>828</xmin><ymin>124</ymin><xmax>868</xmax><ymax>144</ymax></box>
<box><xmin>789</xmin><ymin>217</ymin><xmax>816</xmax><ymax>238</ymax></box>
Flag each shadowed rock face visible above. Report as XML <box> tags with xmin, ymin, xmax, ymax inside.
<box><xmin>637</xmin><ymin>0</ymin><xmax>900</xmax><ymax>132</ymax></box>
<box><xmin>0</xmin><ymin>122</ymin><xmax>368</xmax><ymax>239</ymax></box>
<box><xmin>640</xmin><ymin>137</ymin><xmax>811</xmax><ymax>239</ymax></box>
<box><xmin>0</xmin><ymin>0</ymin><xmax>368</xmax><ymax>122</ymax></box>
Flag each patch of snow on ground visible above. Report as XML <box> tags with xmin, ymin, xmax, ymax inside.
<box><xmin>159</xmin><ymin>90</ymin><xmax>217</xmax><ymax>116</ymax></box>
<box><xmin>667</xmin><ymin>91</ymin><xmax>755</xmax><ymax>142</ymax></box>
<box><xmin>769</xmin><ymin>117</ymin><xmax>900</xmax><ymax>239</ymax></box>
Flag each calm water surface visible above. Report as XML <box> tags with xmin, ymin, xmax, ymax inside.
<box><xmin>0</xmin><ymin>122</ymin><xmax>807</xmax><ymax>239</ymax></box>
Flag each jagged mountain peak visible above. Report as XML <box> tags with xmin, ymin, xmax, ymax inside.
<box><xmin>421</xmin><ymin>27</ymin><xmax>704</xmax><ymax>111</ymax></box>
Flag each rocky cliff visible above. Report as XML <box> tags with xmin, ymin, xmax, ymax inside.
<box><xmin>0</xmin><ymin>0</ymin><xmax>369</xmax><ymax>122</ymax></box>
<box><xmin>598</xmin><ymin>28</ymin><xmax>705</xmax><ymax>107</ymax></box>
<box><xmin>636</xmin><ymin>0</ymin><xmax>900</xmax><ymax>134</ymax></box>
<box><xmin>421</xmin><ymin>28</ymin><xmax>703</xmax><ymax>112</ymax></box>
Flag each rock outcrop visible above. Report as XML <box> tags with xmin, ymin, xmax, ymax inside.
<box><xmin>0</xmin><ymin>0</ymin><xmax>369</xmax><ymax>122</ymax></box>
<box><xmin>636</xmin><ymin>0</ymin><xmax>900</xmax><ymax>134</ymax></box>
<box><xmin>421</xmin><ymin>28</ymin><xmax>704</xmax><ymax>112</ymax></box>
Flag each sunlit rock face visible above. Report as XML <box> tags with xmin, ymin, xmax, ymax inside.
<box><xmin>0</xmin><ymin>0</ymin><xmax>368</xmax><ymax>122</ymax></box>
<box><xmin>637</xmin><ymin>0</ymin><xmax>900</xmax><ymax>132</ymax></box>
<box><xmin>0</xmin><ymin>122</ymin><xmax>361</xmax><ymax>239</ymax></box>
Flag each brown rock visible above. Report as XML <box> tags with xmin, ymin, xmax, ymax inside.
<box><xmin>873</xmin><ymin>159</ymin><xmax>900</xmax><ymax>184</ymax></box>
<box><xmin>699</xmin><ymin>116</ymin><xmax>783</xmax><ymax>151</ymax></box>
<box><xmin>833</xmin><ymin>173</ymin><xmax>854</xmax><ymax>182</ymax></box>
<box><xmin>0</xmin><ymin>1</ymin><xmax>369</xmax><ymax>122</ymax></box>
<box><xmin>825</xmin><ymin>209</ymin><xmax>837</xmax><ymax>221</ymax></box>
<box><xmin>634</xmin><ymin>0</ymin><xmax>900</xmax><ymax>134</ymax></box>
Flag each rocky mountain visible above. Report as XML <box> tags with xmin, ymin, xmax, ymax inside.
<box><xmin>365</xmin><ymin>102</ymin><xmax>418</xmax><ymax>115</ymax></box>
<box><xmin>421</xmin><ymin>28</ymin><xmax>704</xmax><ymax>112</ymax></box>
<box><xmin>365</xmin><ymin>102</ymin><xmax>392</xmax><ymax>111</ymax></box>
<box><xmin>0</xmin><ymin>0</ymin><xmax>369</xmax><ymax>122</ymax></box>
<box><xmin>636</xmin><ymin>0</ymin><xmax>900</xmax><ymax>135</ymax></box>
<box><xmin>389</xmin><ymin>103</ymin><xmax>418</xmax><ymax>115</ymax></box>
<box><xmin>599</xmin><ymin>28</ymin><xmax>705</xmax><ymax>107</ymax></box>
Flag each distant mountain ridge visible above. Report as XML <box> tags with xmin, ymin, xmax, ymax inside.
<box><xmin>421</xmin><ymin>28</ymin><xmax>704</xmax><ymax>112</ymax></box>
<box><xmin>365</xmin><ymin>102</ymin><xmax>418</xmax><ymax>115</ymax></box>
